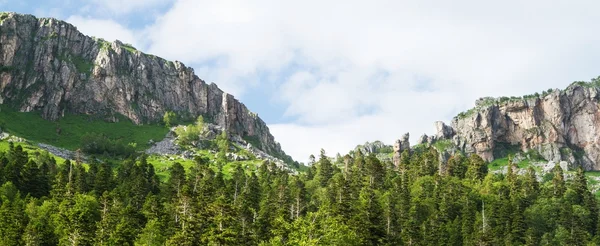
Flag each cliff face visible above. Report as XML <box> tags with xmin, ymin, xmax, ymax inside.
<box><xmin>437</xmin><ymin>82</ymin><xmax>600</xmax><ymax>170</ymax></box>
<box><xmin>0</xmin><ymin>13</ymin><xmax>287</xmax><ymax>158</ymax></box>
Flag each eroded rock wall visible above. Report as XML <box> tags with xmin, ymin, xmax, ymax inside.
<box><xmin>0</xmin><ymin>13</ymin><xmax>286</xmax><ymax>158</ymax></box>
<box><xmin>444</xmin><ymin>84</ymin><xmax>600</xmax><ymax>170</ymax></box>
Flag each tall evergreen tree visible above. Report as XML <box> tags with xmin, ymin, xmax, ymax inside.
<box><xmin>317</xmin><ymin>149</ymin><xmax>333</xmax><ymax>187</ymax></box>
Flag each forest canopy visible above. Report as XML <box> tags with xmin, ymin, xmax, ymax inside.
<box><xmin>0</xmin><ymin>143</ymin><xmax>598</xmax><ymax>245</ymax></box>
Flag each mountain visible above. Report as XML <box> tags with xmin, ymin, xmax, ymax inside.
<box><xmin>0</xmin><ymin>12</ymin><xmax>290</xmax><ymax>162</ymax></box>
<box><xmin>414</xmin><ymin>79</ymin><xmax>600</xmax><ymax>170</ymax></box>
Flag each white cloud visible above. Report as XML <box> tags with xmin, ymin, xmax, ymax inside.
<box><xmin>90</xmin><ymin>0</ymin><xmax>173</xmax><ymax>15</ymax></box>
<box><xmin>140</xmin><ymin>0</ymin><xmax>600</xmax><ymax>161</ymax></box>
<box><xmin>66</xmin><ymin>16</ymin><xmax>139</xmax><ymax>47</ymax></box>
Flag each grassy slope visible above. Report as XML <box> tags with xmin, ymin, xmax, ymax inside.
<box><xmin>0</xmin><ymin>108</ymin><xmax>274</xmax><ymax>182</ymax></box>
<box><xmin>0</xmin><ymin>106</ymin><xmax>168</xmax><ymax>150</ymax></box>
<box><xmin>147</xmin><ymin>148</ymin><xmax>264</xmax><ymax>182</ymax></box>
<box><xmin>488</xmin><ymin>157</ymin><xmax>536</xmax><ymax>172</ymax></box>
<box><xmin>148</xmin><ymin>155</ymin><xmax>263</xmax><ymax>182</ymax></box>
<box><xmin>486</xmin><ymin>149</ymin><xmax>600</xmax><ymax>197</ymax></box>
<box><xmin>0</xmin><ymin>140</ymin><xmax>85</xmax><ymax>168</ymax></box>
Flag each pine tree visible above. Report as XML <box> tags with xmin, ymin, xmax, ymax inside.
<box><xmin>398</xmin><ymin>149</ymin><xmax>411</xmax><ymax>173</ymax></box>
<box><xmin>0</xmin><ymin>182</ymin><xmax>26</xmax><ymax>246</ymax></box>
<box><xmin>465</xmin><ymin>154</ymin><xmax>487</xmax><ymax>182</ymax></box>
<box><xmin>572</xmin><ymin>167</ymin><xmax>589</xmax><ymax>205</ymax></box>
<box><xmin>135</xmin><ymin>218</ymin><xmax>167</xmax><ymax>246</ymax></box>
<box><xmin>205</xmin><ymin>194</ymin><xmax>237</xmax><ymax>245</ymax></box>
<box><xmin>446</xmin><ymin>154</ymin><xmax>466</xmax><ymax>178</ymax></box>
<box><xmin>53</xmin><ymin>194</ymin><xmax>100</xmax><ymax>246</ymax></box>
<box><xmin>94</xmin><ymin>161</ymin><xmax>114</xmax><ymax>195</ymax></box>
<box><xmin>20</xmin><ymin>159</ymin><xmax>41</xmax><ymax>197</ymax></box>
<box><xmin>522</xmin><ymin>167</ymin><xmax>539</xmax><ymax>205</ymax></box>
<box><xmin>552</xmin><ymin>164</ymin><xmax>566</xmax><ymax>198</ymax></box>
<box><xmin>365</xmin><ymin>154</ymin><xmax>385</xmax><ymax>189</ymax></box>
<box><xmin>357</xmin><ymin>185</ymin><xmax>385</xmax><ymax>245</ymax></box>
<box><xmin>110</xmin><ymin>205</ymin><xmax>145</xmax><ymax>245</ymax></box>
<box><xmin>73</xmin><ymin>162</ymin><xmax>88</xmax><ymax>194</ymax></box>
<box><xmin>317</xmin><ymin>149</ymin><xmax>334</xmax><ymax>187</ymax></box>
<box><xmin>22</xmin><ymin>199</ymin><xmax>58</xmax><ymax>246</ymax></box>
<box><xmin>5</xmin><ymin>144</ymin><xmax>28</xmax><ymax>190</ymax></box>
<box><xmin>96</xmin><ymin>192</ymin><xmax>120</xmax><ymax>245</ymax></box>
<box><xmin>167</xmin><ymin>162</ymin><xmax>186</xmax><ymax>199</ymax></box>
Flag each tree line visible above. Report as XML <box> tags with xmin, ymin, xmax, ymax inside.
<box><xmin>0</xmin><ymin>142</ymin><xmax>598</xmax><ymax>245</ymax></box>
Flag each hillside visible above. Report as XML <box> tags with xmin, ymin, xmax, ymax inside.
<box><xmin>0</xmin><ymin>12</ymin><xmax>291</xmax><ymax>163</ymax></box>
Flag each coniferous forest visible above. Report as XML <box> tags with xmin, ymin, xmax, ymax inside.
<box><xmin>0</xmin><ymin>142</ymin><xmax>599</xmax><ymax>246</ymax></box>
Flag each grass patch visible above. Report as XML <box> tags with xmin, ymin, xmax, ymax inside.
<box><xmin>585</xmin><ymin>171</ymin><xmax>600</xmax><ymax>178</ymax></box>
<box><xmin>517</xmin><ymin>159</ymin><xmax>530</xmax><ymax>168</ymax></box>
<box><xmin>56</xmin><ymin>53</ymin><xmax>94</xmax><ymax>76</ymax></box>
<box><xmin>147</xmin><ymin>153</ymin><xmax>264</xmax><ymax>182</ymax></box>
<box><xmin>122</xmin><ymin>43</ymin><xmax>137</xmax><ymax>53</ymax></box>
<box><xmin>0</xmin><ymin>140</ymin><xmax>81</xmax><ymax>167</ymax></box>
<box><xmin>433</xmin><ymin>139</ymin><xmax>453</xmax><ymax>151</ymax></box>
<box><xmin>147</xmin><ymin>154</ymin><xmax>196</xmax><ymax>182</ymax></box>
<box><xmin>488</xmin><ymin>157</ymin><xmax>531</xmax><ymax>172</ymax></box>
<box><xmin>411</xmin><ymin>143</ymin><xmax>430</xmax><ymax>154</ymax></box>
<box><xmin>71</xmin><ymin>55</ymin><xmax>93</xmax><ymax>75</ymax></box>
<box><xmin>488</xmin><ymin>157</ymin><xmax>509</xmax><ymax>172</ymax></box>
<box><xmin>0</xmin><ymin>105</ymin><xmax>169</xmax><ymax>151</ymax></box>
<box><xmin>93</xmin><ymin>37</ymin><xmax>110</xmax><ymax>50</ymax></box>
<box><xmin>0</xmin><ymin>12</ymin><xmax>9</xmax><ymax>24</ymax></box>
<box><xmin>586</xmin><ymin>171</ymin><xmax>600</xmax><ymax>198</ymax></box>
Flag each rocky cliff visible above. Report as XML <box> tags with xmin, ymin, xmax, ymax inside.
<box><xmin>434</xmin><ymin>79</ymin><xmax>600</xmax><ymax>170</ymax></box>
<box><xmin>0</xmin><ymin>13</ymin><xmax>289</xmax><ymax>160</ymax></box>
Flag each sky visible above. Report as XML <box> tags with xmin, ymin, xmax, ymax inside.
<box><xmin>4</xmin><ymin>0</ymin><xmax>600</xmax><ymax>162</ymax></box>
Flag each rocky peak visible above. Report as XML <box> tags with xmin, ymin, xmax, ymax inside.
<box><xmin>392</xmin><ymin>133</ymin><xmax>410</xmax><ymax>168</ymax></box>
<box><xmin>0</xmin><ymin>13</ymin><xmax>291</xmax><ymax>162</ymax></box>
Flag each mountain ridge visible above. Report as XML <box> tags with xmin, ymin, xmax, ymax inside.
<box><xmin>0</xmin><ymin>12</ymin><xmax>292</xmax><ymax>163</ymax></box>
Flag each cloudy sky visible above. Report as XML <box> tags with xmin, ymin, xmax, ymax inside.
<box><xmin>5</xmin><ymin>0</ymin><xmax>600</xmax><ymax>162</ymax></box>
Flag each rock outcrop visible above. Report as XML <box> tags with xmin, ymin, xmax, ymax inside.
<box><xmin>435</xmin><ymin>121</ymin><xmax>454</xmax><ymax>139</ymax></box>
<box><xmin>0</xmin><ymin>13</ymin><xmax>289</xmax><ymax>160</ymax></box>
<box><xmin>392</xmin><ymin>133</ymin><xmax>410</xmax><ymax>168</ymax></box>
<box><xmin>436</xmin><ymin>81</ymin><xmax>600</xmax><ymax>170</ymax></box>
<box><xmin>417</xmin><ymin>134</ymin><xmax>429</xmax><ymax>145</ymax></box>
<box><xmin>354</xmin><ymin>140</ymin><xmax>391</xmax><ymax>155</ymax></box>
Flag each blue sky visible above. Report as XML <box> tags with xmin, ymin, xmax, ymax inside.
<box><xmin>4</xmin><ymin>0</ymin><xmax>600</xmax><ymax>161</ymax></box>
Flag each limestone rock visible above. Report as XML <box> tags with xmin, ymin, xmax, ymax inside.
<box><xmin>435</xmin><ymin>121</ymin><xmax>454</xmax><ymax>139</ymax></box>
<box><xmin>392</xmin><ymin>133</ymin><xmax>410</xmax><ymax>168</ymax></box>
<box><xmin>145</xmin><ymin>132</ymin><xmax>180</xmax><ymax>155</ymax></box>
<box><xmin>354</xmin><ymin>141</ymin><xmax>390</xmax><ymax>155</ymax></box>
<box><xmin>445</xmin><ymin>82</ymin><xmax>600</xmax><ymax>170</ymax></box>
<box><xmin>0</xmin><ymin>13</ymin><xmax>289</xmax><ymax>160</ymax></box>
